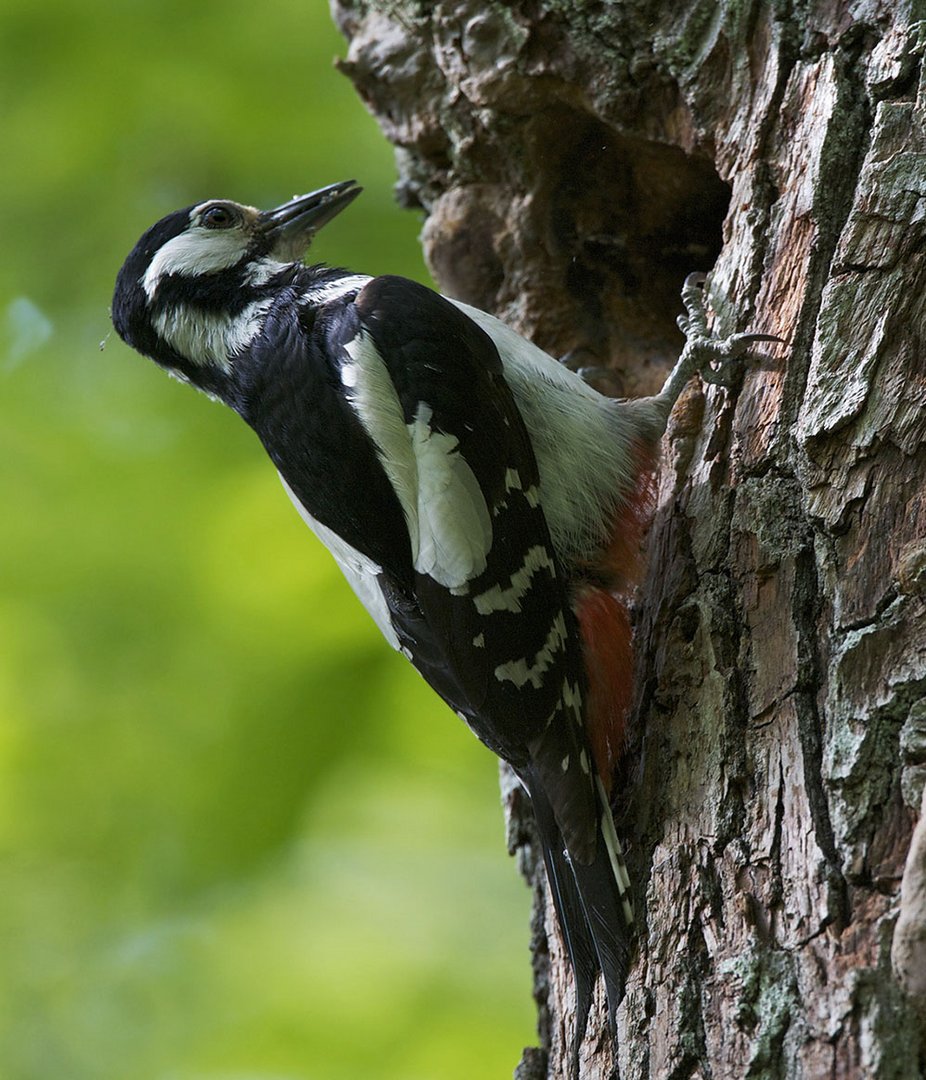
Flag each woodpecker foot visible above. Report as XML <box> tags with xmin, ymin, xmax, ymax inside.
<box><xmin>677</xmin><ymin>271</ymin><xmax>782</xmax><ymax>387</ymax></box>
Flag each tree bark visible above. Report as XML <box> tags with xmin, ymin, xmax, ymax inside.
<box><xmin>331</xmin><ymin>2</ymin><xmax>926</xmax><ymax>1076</ymax></box>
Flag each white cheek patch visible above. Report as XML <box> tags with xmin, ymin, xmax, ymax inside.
<box><xmin>152</xmin><ymin>298</ymin><xmax>272</xmax><ymax>370</ymax></box>
<box><xmin>143</xmin><ymin>227</ymin><xmax>251</xmax><ymax>299</ymax></box>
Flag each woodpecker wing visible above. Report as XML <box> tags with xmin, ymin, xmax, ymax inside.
<box><xmin>336</xmin><ymin>278</ymin><xmax>634</xmax><ymax>1035</ymax></box>
<box><xmin>314</xmin><ymin>276</ymin><xmax>598</xmax><ymax>860</ymax></box>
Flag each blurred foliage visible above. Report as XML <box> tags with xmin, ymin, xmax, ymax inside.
<box><xmin>0</xmin><ymin>1</ymin><xmax>535</xmax><ymax>1077</ymax></box>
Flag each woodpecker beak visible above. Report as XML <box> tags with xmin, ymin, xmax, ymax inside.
<box><xmin>260</xmin><ymin>181</ymin><xmax>362</xmax><ymax>257</ymax></box>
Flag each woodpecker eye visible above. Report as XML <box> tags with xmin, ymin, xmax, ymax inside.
<box><xmin>201</xmin><ymin>204</ymin><xmax>238</xmax><ymax>230</ymax></box>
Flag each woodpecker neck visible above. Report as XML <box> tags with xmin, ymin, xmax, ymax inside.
<box><xmin>146</xmin><ymin>260</ymin><xmax>301</xmax><ymax>383</ymax></box>
<box><xmin>114</xmin><ymin>259</ymin><xmax>366</xmax><ymax>412</ymax></box>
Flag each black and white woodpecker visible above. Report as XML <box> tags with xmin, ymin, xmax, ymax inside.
<box><xmin>112</xmin><ymin>180</ymin><xmax>771</xmax><ymax>1057</ymax></box>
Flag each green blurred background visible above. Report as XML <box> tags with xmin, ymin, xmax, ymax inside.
<box><xmin>0</xmin><ymin>2</ymin><xmax>535</xmax><ymax>1076</ymax></box>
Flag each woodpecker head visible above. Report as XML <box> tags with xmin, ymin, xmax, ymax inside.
<box><xmin>112</xmin><ymin>180</ymin><xmax>362</xmax><ymax>401</ymax></box>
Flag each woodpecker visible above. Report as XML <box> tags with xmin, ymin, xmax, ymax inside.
<box><xmin>112</xmin><ymin>179</ymin><xmax>771</xmax><ymax>1058</ymax></box>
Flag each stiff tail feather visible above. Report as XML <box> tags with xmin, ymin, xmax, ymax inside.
<box><xmin>527</xmin><ymin>776</ymin><xmax>633</xmax><ymax>1073</ymax></box>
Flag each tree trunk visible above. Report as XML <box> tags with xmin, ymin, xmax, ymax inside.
<box><xmin>331</xmin><ymin>2</ymin><xmax>926</xmax><ymax>1076</ymax></box>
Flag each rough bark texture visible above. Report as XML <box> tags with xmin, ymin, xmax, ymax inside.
<box><xmin>331</xmin><ymin>2</ymin><xmax>926</xmax><ymax>1077</ymax></box>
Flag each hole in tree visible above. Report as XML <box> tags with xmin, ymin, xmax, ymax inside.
<box><xmin>529</xmin><ymin>108</ymin><xmax>730</xmax><ymax>396</ymax></box>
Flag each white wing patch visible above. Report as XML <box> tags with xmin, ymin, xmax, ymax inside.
<box><xmin>278</xmin><ymin>473</ymin><xmax>401</xmax><ymax>651</ymax></box>
<box><xmin>410</xmin><ymin>403</ymin><xmax>492</xmax><ymax>590</ymax></box>
<box><xmin>152</xmin><ymin>299</ymin><xmax>272</xmax><ymax>370</ymax></box>
<box><xmin>342</xmin><ymin>331</ymin><xmax>493</xmax><ymax>591</ymax></box>
<box><xmin>342</xmin><ymin>332</ymin><xmax>420</xmax><ymax>558</ymax></box>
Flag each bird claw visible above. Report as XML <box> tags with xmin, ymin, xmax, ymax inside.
<box><xmin>679</xmin><ymin>275</ymin><xmax>783</xmax><ymax>388</ymax></box>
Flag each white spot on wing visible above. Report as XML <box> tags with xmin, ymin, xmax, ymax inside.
<box><xmin>493</xmin><ymin>470</ymin><xmax>539</xmax><ymax>514</ymax></box>
<box><xmin>562</xmin><ymin>680</ymin><xmax>582</xmax><ymax>713</ymax></box>
<box><xmin>446</xmin><ymin>297</ymin><xmax>637</xmax><ymax>564</ymax></box>
<box><xmin>493</xmin><ymin>612</ymin><xmax>567</xmax><ymax>689</ymax></box>
<box><xmin>473</xmin><ymin>545</ymin><xmax>556</xmax><ymax>615</ymax></box>
<box><xmin>340</xmin><ymin>363</ymin><xmax>359</xmax><ymax>388</ymax></box>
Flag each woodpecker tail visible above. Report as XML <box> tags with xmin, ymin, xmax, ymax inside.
<box><xmin>526</xmin><ymin>775</ymin><xmax>632</xmax><ymax>1072</ymax></box>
